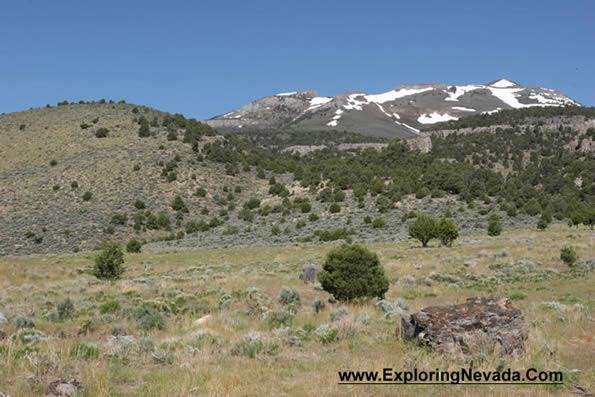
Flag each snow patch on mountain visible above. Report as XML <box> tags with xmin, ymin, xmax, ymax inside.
<box><xmin>276</xmin><ymin>92</ymin><xmax>296</xmax><ymax>96</ymax></box>
<box><xmin>365</xmin><ymin>87</ymin><xmax>433</xmax><ymax>104</ymax></box>
<box><xmin>418</xmin><ymin>112</ymin><xmax>458</xmax><ymax>124</ymax></box>
<box><xmin>528</xmin><ymin>92</ymin><xmax>578</xmax><ymax>106</ymax></box>
<box><xmin>452</xmin><ymin>106</ymin><xmax>476</xmax><ymax>112</ymax></box>
<box><xmin>327</xmin><ymin>109</ymin><xmax>343</xmax><ymax>127</ymax></box>
<box><xmin>396</xmin><ymin>120</ymin><xmax>420</xmax><ymax>133</ymax></box>
<box><xmin>487</xmin><ymin>87</ymin><xmax>528</xmax><ymax>108</ymax></box>
<box><xmin>444</xmin><ymin>85</ymin><xmax>481</xmax><ymax>102</ymax></box>
<box><xmin>308</xmin><ymin>97</ymin><xmax>332</xmax><ymax>110</ymax></box>
<box><xmin>375</xmin><ymin>103</ymin><xmax>392</xmax><ymax>118</ymax></box>
<box><xmin>482</xmin><ymin>108</ymin><xmax>502</xmax><ymax>115</ymax></box>
<box><xmin>343</xmin><ymin>93</ymin><xmax>367</xmax><ymax>111</ymax></box>
<box><xmin>489</xmin><ymin>79</ymin><xmax>518</xmax><ymax>88</ymax></box>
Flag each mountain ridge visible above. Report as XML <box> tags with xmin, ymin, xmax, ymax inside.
<box><xmin>205</xmin><ymin>79</ymin><xmax>580</xmax><ymax>138</ymax></box>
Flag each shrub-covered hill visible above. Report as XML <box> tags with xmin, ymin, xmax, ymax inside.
<box><xmin>0</xmin><ymin>101</ymin><xmax>271</xmax><ymax>255</ymax></box>
<box><xmin>1</xmin><ymin>103</ymin><xmax>593</xmax><ymax>256</ymax></box>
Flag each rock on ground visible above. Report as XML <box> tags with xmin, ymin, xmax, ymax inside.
<box><xmin>299</xmin><ymin>264</ymin><xmax>322</xmax><ymax>283</ymax></box>
<box><xmin>400</xmin><ymin>296</ymin><xmax>528</xmax><ymax>356</ymax></box>
<box><xmin>47</xmin><ymin>378</ymin><xmax>83</xmax><ymax>397</ymax></box>
<box><xmin>0</xmin><ymin>311</ymin><xmax>6</xmax><ymax>324</ymax></box>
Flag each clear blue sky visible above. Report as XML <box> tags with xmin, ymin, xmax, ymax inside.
<box><xmin>1</xmin><ymin>0</ymin><xmax>593</xmax><ymax>119</ymax></box>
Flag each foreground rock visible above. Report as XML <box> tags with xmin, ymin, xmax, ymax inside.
<box><xmin>47</xmin><ymin>378</ymin><xmax>83</xmax><ymax>396</ymax></box>
<box><xmin>400</xmin><ymin>297</ymin><xmax>528</xmax><ymax>356</ymax></box>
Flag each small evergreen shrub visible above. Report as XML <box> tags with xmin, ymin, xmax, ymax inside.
<box><xmin>560</xmin><ymin>246</ymin><xmax>577</xmax><ymax>266</ymax></box>
<box><xmin>95</xmin><ymin>128</ymin><xmax>109</xmax><ymax>138</ymax></box>
<box><xmin>171</xmin><ymin>196</ymin><xmax>188</xmax><ymax>212</ymax></box>
<box><xmin>372</xmin><ymin>218</ymin><xmax>385</xmax><ymax>228</ymax></box>
<box><xmin>126</xmin><ymin>238</ymin><xmax>142</xmax><ymax>253</ymax></box>
<box><xmin>195</xmin><ymin>187</ymin><xmax>207</xmax><ymax>197</ymax></box>
<box><xmin>537</xmin><ymin>211</ymin><xmax>552</xmax><ymax>230</ymax></box>
<box><xmin>329</xmin><ymin>202</ymin><xmax>341</xmax><ymax>213</ymax></box>
<box><xmin>243</xmin><ymin>197</ymin><xmax>261</xmax><ymax>210</ymax></box>
<box><xmin>488</xmin><ymin>214</ymin><xmax>502</xmax><ymax>236</ymax></box>
<box><xmin>92</xmin><ymin>242</ymin><xmax>125</xmax><ymax>280</ymax></box>
<box><xmin>110</xmin><ymin>213</ymin><xmax>128</xmax><ymax>225</ymax></box>
<box><xmin>138</xmin><ymin>123</ymin><xmax>150</xmax><ymax>137</ymax></box>
<box><xmin>318</xmin><ymin>243</ymin><xmax>388</xmax><ymax>301</ymax></box>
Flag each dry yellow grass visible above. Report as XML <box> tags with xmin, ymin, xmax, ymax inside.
<box><xmin>0</xmin><ymin>225</ymin><xmax>593</xmax><ymax>396</ymax></box>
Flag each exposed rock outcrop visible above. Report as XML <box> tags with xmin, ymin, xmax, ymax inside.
<box><xmin>400</xmin><ymin>296</ymin><xmax>528</xmax><ymax>356</ymax></box>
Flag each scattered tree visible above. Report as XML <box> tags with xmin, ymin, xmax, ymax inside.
<box><xmin>408</xmin><ymin>214</ymin><xmax>438</xmax><ymax>248</ymax></box>
<box><xmin>437</xmin><ymin>217</ymin><xmax>459</xmax><ymax>247</ymax></box>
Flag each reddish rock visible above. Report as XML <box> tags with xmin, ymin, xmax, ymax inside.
<box><xmin>400</xmin><ymin>297</ymin><xmax>528</xmax><ymax>356</ymax></box>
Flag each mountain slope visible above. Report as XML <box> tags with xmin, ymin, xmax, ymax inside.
<box><xmin>1</xmin><ymin>102</ymin><xmax>592</xmax><ymax>256</ymax></box>
<box><xmin>0</xmin><ymin>102</ymin><xmax>267</xmax><ymax>255</ymax></box>
<box><xmin>205</xmin><ymin>79</ymin><xmax>580</xmax><ymax>138</ymax></box>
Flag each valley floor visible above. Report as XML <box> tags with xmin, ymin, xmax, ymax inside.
<box><xmin>0</xmin><ymin>225</ymin><xmax>593</xmax><ymax>396</ymax></box>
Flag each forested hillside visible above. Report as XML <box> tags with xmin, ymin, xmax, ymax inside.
<box><xmin>1</xmin><ymin>102</ymin><xmax>593</xmax><ymax>255</ymax></box>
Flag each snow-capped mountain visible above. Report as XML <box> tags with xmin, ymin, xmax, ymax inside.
<box><xmin>205</xmin><ymin>79</ymin><xmax>580</xmax><ymax>138</ymax></box>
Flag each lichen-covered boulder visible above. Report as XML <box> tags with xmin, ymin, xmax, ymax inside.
<box><xmin>400</xmin><ymin>297</ymin><xmax>528</xmax><ymax>356</ymax></box>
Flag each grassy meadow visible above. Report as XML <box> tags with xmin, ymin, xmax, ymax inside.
<box><xmin>0</xmin><ymin>225</ymin><xmax>593</xmax><ymax>396</ymax></box>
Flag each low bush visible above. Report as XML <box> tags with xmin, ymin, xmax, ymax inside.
<box><xmin>560</xmin><ymin>246</ymin><xmax>577</xmax><ymax>266</ymax></box>
<box><xmin>57</xmin><ymin>298</ymin><xmax>75</xmax><ymax>321</ymax></box>
<box><xmin>126</xmin><ymin>238</ymin><xmax>142</xmax><ymax>253</ymax></box>
<box><xmin>92</xmin><ymin>242</ymin><xmax>125</xmax><ymax>280</ymax></box>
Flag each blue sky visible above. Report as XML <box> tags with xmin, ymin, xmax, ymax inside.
<box><xmin>1</xmin><ymin>0</ymin><xmax>593</xmax><ymax>119</ymax></box>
